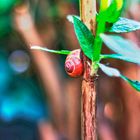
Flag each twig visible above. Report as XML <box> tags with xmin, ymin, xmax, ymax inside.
<box><xmin>80</xmin><ymin>0</ymin><xmax>97</xmax><ymax>140</ymax></box>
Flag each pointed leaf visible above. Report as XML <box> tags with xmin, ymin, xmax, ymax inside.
<box><xmin>100</xmin><ymin>34</ymin><xmax>140</xmax><ymax>64</ymax></box>
<box><xmin>99</xmin><ymin>63</ymin><xmax>140</xmax><ymax>92</ymax></box>
<box><xmin>100</xmin><ymin>0</ymin><xmax>111</xmax><ymax>12</ymax></box>
<box><xmin>31</xmin><ymin>46</ymin><xmax>71</xmax><ymax>55</ymax></box>
<box><xmin>121</xmin><ymin>75</ymin><xmax>140</xmax><ymax>92</ymax></box>
<box><xmin>116</xmin><ymin>0</ymin><xmax>123</xmax><ymax>11</ymax></box>
<box><xmin>99</xmin><ymin>0</ymin><xmax>123</xmax><ymax>23</ymax></box>
<box><xmin>99</xmin><ymin>63</ymin><xmax>121</xmax><ymax>77</ymax></box>
<box><xmin>73</xmin><ymin>16</ymin><xmax>94</xmax><ymax>60</ymax></box>
<box><xmin>101</xmin><ymin>53</ymin><xmax>140</xmax><ymax>64</ymax></box>
<box><xmin>100</xmin><ymin>0</ymin><xmax>123</xmax><ymax>12</ymax></box>
<box><xmin>109</xmin><ymin>17</ymin><xmax>140</xmax><ymax>33</ymax></box>
<box><xmin>67</xmin><ymin>15</ymin><xmax>80</xmax><ymax>23</ymax></box>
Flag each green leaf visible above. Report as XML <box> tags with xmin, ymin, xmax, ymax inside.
<box><xmin>100</xmin><ymin>0</ymin><xmax>123</xmax><ymax>12</ymax></box>
<box><xmin>73</xmin><ymin>16</ymin><xmax>94</xmax><ymax>60</ymax></box>
<box><xmin>115</xmin><ymin>0</ymin><xmax>123</xmax><ymax>11</ymax></box>
<box><xmin>99</xmin><ymin>63</ymin><xmax>140</xmax><ymax>92</ymax></box>
<box><xmin>99</xmin><ymin>0</ymin><xmax>123</xmax><ymax>23</ymax></box>
<box><xmin>31</xmin><ymin>46</ymin><xmax>71</xmax><ymax>55</ymax></box>
<box><xmin>109</xmin><ymin>17</ymin><xmax>140</xmax><ymax>33</ymax></box>
<box><xmin>67</xmin><ymin>15</ymin><xmax>80</xmax><ymax>23</ymax></box>
<box><xmin>0</xmin><ymin>0</ymin><xmax>16</xmax><ymax>14</ymax></box>
<box><xmin>99</xmin><ymin>63</ymin><xmax>121</xmax><ymax>77</ymax></box>
<box><xmin>101</xmin><ymin>53</ymin><xmax>140</xmax><ymax>64</ymax></box>
<box><xmin>100</xmin><ymin>34</ymin><xmax>140</xmax><ymax>64</ymax></box>
<box><xmin>100</xmin><ymin>0</ymin><xmax>111</xmax><ymax>12</ymax></box>
<box><xmin>121</xmin><ymin>75</ymin><xmax>140</xmax><ymax>92</ymax></box>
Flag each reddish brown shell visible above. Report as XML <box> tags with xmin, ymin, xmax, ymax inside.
<box><xmin>65</xmin><ymin>49</ymin><xmax>83</xmax><ymax>77</ymax></box>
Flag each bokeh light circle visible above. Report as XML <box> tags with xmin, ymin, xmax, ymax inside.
<box><xmin>9</xmin><ymin>50</ymin><xmax>30</xmax><ymax>73</ymax></box>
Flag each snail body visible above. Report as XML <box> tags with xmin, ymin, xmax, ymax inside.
<box><xmin>65</xmin><ymin>49</ymin><xmax>83</xmax><ymax>77</ymax></box>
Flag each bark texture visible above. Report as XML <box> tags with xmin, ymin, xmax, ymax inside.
<box><xmin>80</xmin><ymin>0</ymin><xmax>97</xmax><ymax>140</ymax></box>
<box><xmin>82</xmin><ymin>56</ymin><xmax>97</xmax><ymax>140</ymax></box>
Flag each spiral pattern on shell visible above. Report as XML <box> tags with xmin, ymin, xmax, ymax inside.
<box><xmin>65</xmin><ymin>49</ymin><xmax>83</xmax><ymax>77</ymax></box>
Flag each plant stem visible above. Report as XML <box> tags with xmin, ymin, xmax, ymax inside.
<box><xmin>92</xmin><ymin>20</ymin><xmax>106</xmax><ymax>62</ymax></box>
<box><xmin>91</xmin><ymin>20</ymin><xmax>106</xmax><ymax>74</ymax></box>
<box><xmin>80</xmin><ymin>0</ymin><xmax>97</xmax><ymax>140</ymax></box>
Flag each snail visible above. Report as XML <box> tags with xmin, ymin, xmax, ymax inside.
<box><xmin>65</xmin><ymin>49</ymin><xmax>83</xmax><ymax>77</ymax></box>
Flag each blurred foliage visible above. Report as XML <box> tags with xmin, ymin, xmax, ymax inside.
<box><xmin>0</xmin><ymin>51</ymin><xmax>48</xmax><ymax>122</ymax></box>
<box><xmin>0</xmin><ymin>0</ymin><xmax>55</xmax><ymax>123</ymax></box>
<box><xmin>0</xmin><ymin>0</ymin><xmax>80</xmax><ymax>124</ymax></box>
<box><xmin>0</xmin><ymin>16</ymin><xmax>11</xmax><ymax>37</ymax></box>
<box><xmin>0</xmin><ymin>0</ymin><xmax>18</xmax><ymax>14</ymax></box>
<box><xmin>0</xmin><ymin>0</ymin><xmax>21</xmax><ymax>36</ymax></box>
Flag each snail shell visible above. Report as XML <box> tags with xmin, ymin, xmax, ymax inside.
<box><xmin>65</xmin><ymin>49</ymin><xmax>83</xmax><ymax>77</ymax></box>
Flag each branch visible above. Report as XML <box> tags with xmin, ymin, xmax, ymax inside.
<box><xmin>80</xmin><ymin>0</ymin><xmax>97</xmax><ymax>140</ymax></box>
